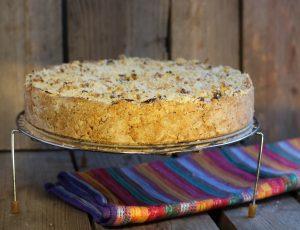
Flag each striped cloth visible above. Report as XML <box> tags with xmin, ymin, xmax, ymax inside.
<box><xmin>46</xmin><ymin>138</ymin><xmax>300</xmax><ymax>226</ymax></box>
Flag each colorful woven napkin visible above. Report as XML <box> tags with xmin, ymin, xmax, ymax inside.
<box><xmin>46</xmin><ymin>138</ymin><xmax>300</xmax><ymax>226</ymax></box>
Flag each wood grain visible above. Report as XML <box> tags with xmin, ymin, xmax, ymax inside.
<box><xmin>243</xmin><ymin>0</ymin><xmax>300</xmax><ymax>142</ymax></box>
<box><xmin>171</xmin><ymin>0</ymin><xmax>239</xmax><ymax>68</ymax></box>
<box><xmin>76</xmin><ymin>151</ymin><xmax>219</xmax><ymax>230</ymax></box>
<box><xmin>95</xmin><ymin>214</ymin><xmax>219</xmax><ymax>230</ymax></box>
<box><xmin>0</xmin><ymin>151</ymin><xmax>91</xmax><ymax>230</ymax></box>
<box><xmin>0</xmin><ymin>0</ymin><xmax>62</xmax><ymax>150</ymax></box>
<box><xmin>220</xmin><ymin>196</ymin><xmax>300</xmax><ymax>230</ymax></box>
<box><xmin>67</xmin><ymin>0</ymin><xmax>169</xmax><ymax>61</ymax></box>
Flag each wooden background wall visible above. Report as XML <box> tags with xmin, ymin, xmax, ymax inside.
<box><xmin>0</xmin><ymin>0</ymin><xmax>299</xmax><ymax>150</ymax></box>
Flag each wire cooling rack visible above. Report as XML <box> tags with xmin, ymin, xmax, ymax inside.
<box><xmin>10</xmin><ymin>111</ymin><xmax>264</xmax><ymax>218</ymax></box>
<box><xmin>16</xmin><ymin>111</ymin><xmax>259</xmax><ymax>155</ymax></box>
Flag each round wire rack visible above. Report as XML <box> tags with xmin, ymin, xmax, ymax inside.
<box><xmin>11</xmin><ymin>111</ymin><xmax>264</xmax><ymax>217</ymax></box>
<box><xmin>16</xmin><ymin>111</ymin><xmax>260</xmax><ymax>155</ymax></box>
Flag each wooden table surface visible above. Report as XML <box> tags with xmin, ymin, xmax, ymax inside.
<box><xmin>1</xmin><ymin>150</ymin><xmax>300</xmax><ymax>230</ymax></box>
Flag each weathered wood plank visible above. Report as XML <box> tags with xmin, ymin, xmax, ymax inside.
<box><xmin>95</xmin><ymin>214</ymin><xmax>219</xmax><ymax>230</ymax></box>
<box><xmin>0</xmin><ymin>0</ymin><xmax>62</xmax><ymax>150</ymax></box>
<box><xmin>171</xmin><ymin>0</ymin><xmax>239</xmax><ymax>68</ymax></box>
<box><xmin>67</xmin><ymin>0</ymin><xmax>169</xmax><ymax>61</ymax></box>
<box><xmin>220</xmin><ymin>196</ymin><xmax>300</xmax><ymax>230</ymax></box>
<box><xmin>0</xmin><ymin>152</ymin><xmax>91</xmax><ymax>230</ymax></box>
<box><xmin>76</xmin><ymin>151</ymin><xmax>219</xmax><ymax>230</ymax></box>
<box><xmin>243</xmin><ymin>0</ymin><xmax>300</xmax><ymax>142</ymax></box>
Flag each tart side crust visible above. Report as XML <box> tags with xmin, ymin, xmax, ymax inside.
<box><xmin>25</xmin><ymin>85</ymin><xmax>254</xmax><ymax>145</ymax></box>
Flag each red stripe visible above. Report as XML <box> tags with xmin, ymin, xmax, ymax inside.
<box><xmin>150</xmin><ymin>161</ymin><xmax>212</xmax><ymax>199</ymax></box>
<box><xmin>89</xmin><ymin>169</ymin><xmax>142</xmax><ymax>205</ymax></box>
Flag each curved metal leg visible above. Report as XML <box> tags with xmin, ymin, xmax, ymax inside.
<box><xmin>11</xmin><ymin>129</ymin><xmax>20</xmax><ymax>214</ymax></box>
<box><xmin>248</xmin><ymin>131</ymin><xmax>264</xmax><ymax>218</ymax></box>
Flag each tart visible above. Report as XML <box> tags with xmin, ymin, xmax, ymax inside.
<box><xmin>25</xmin><ymin>56</ymin><xmax>254</xmax><ymax>145</ymax></box>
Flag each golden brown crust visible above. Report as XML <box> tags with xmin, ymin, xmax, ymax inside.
<box><xmin>25</xmin><ymin>57</ymin><xmax>253</xmax><ymax>105</ymax></box>
<box><xmin>25</xmin><ymin>85</ymin><xmax>254</xmax><ymax>145</ymax></box>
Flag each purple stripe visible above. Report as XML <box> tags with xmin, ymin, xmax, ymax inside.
<box><xmin>131</xmin><ymin>167</ymin><xmax>180</xmax><ymax>203</ymax></box>
<box><xmin>182</xmin><ymin>157</ymin><xmax>246</xmax><ymax>192</ymax></box>
<box><xmin>198</xmin><ymin>150</ymin><xmax>256</xmax><ymax>182</ymax></box>
<box><xmin>90</xmin><ymin>170</ymin><xmax>141</xmax><ymax>205</ymax></box>
<box><xmin>45</xmin><ymin>183</ymin><xmax>103</xmax><ymax>222</ymax></box>
<box><xmin>150</xmin><ymin>161</ymin><xmax>212</xmax><ymax>199</ymax></box>
<box><xmin>113</xmin><ymin>167</ymin><xmax>163</xmax><ymax>204</ymax></box>
<box><xmin>58</xmin><ymin>172</ymin><xmax>107</xmax><ymax>205</ymax></box>
<box><xmin>257</xmin><ymin>145</ymin><xmax>300</xmax><ymax>170</ymax></box>
<box><xmin>278</xmin><ymin>141</ymin><xmax>300</xmax><ymax>159</ymax></box>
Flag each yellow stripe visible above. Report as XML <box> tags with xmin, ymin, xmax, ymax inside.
<box><xmin>130</xmin><ymin>207</ymin><xmax>149</xmax><ymax>223</ymax></box>
<box><xmin>257</xmin><ymin>182</ymin><xmax>273</xmax><ymax>199</ymax></box>
<box><xmin>243</xmin><ymin>145</ymin><xmax>294</xmax><ymax>172</ymax></box>
<box><xmin>289</xmin><ymin>138</ymin><xmax>300</xmax><ymax>149</ymax></box>
<box><xmin>77</xmin><ymin>172</ymin><xmax>122</xmax><ymax>205</ymax></box>
<box><xmin>195</xmin><ymin>199</ymin><xmax>214</xmax><ymax>212</ymax></box>
<box><xmin>192</xmin><ymin>154</ymin><xmax>252</xmax><ymax>187</ymax></box>
<box><xmin>136</xmin><ymin>164</ymin><xmax>195</xmax><ymax>201</ymax></box>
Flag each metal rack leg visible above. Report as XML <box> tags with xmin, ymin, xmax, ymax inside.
<box><xmin>11</xmin><ymin>129</ymin><xmax>20</xmax><ymax>214</ymax></box>
<box><xmin>248</xmin><ymin>131</ymin><xmax>264</xmax><ymax>218</ymax></box>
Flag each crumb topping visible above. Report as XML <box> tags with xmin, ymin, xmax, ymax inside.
<box><xmin>25</xmin><ymin>56</ymin><xmax>253</xmax><ymax>104</ymax></box>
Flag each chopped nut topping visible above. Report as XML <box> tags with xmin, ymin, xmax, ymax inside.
<box><xmin>176</xmin><ymin>75</ymin><xmax>182</xmax><ymax>81</ymax></box>
<box><xmin>89</xmin><ymin>93</ymin><xmax>101</xmax><ymax>97</ymax></box>
<box><xmin>131</xmin><ymin>73</ymin><xmax>137</xmax><ymax>80</ymax></box>
<box><xmin>154</xmin><ymin>72</ymin><xmax>162</xmax><ymax>78</ymax></box>
<box><xmin>244</xmin><ymin>78</ymin><xmax>252</xmax><ymax>88</ymax></box>
<box><xmin>213</xmin><ymin>91</ymin><xmax>222</xmax><ymax>100</ymax></box>
<box><xmin>32</xmin><ymin>77</ymin><xmax>44</xmax><ymax>83</ymax></box>
<box><xmin>143</xmin><ymin>98</ymin><xmax>156</xmax><ymax>103</ymax></box>
<box><xmin>80</xmin><ymin>82</ymin><xmax>89</xmax><ymax>87</ymax></box>
<box><xmin>26</xmin><ymin>57</ymin><xmax>251</xmax><ymax>104</ymax></box>
<box><xmin>123</xmin><ymin>98</ymin><xmax>134</xmax><ymax>102</ymax></box>
<box><xmin>180</xmin><ymin>88</ymin><xmax>190</xmax><ymax>94</ymax></box>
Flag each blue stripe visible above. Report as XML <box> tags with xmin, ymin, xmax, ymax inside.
<box><xmin>268</xmin><ymin>144</ymin><xmax>300</xmax><ymax>164</ymax></box>
<box><xmin>45</xmin><ymin>183</ymin><xmax>103</xmax><ymax>222</ymax></box>
<box><xmin>164</xmin><ymin>160</ymin><xmax>228</xmax><ymax>198</ymax></box>
<box><xmin>58</xmin><ymin>172</ymin><xmax>107</xmax><ymax>205</ymax></box>
<box><xmin>177</xmin><ymin>157</ymin><xmax>245</xmax><ymax>194</ymax></box>
<box><xmin>222</xmin><ymin>147</ymin><xmax>285</xmax><ymax>177</ymax></box>
<box><xmin>275</xmin><ymin>142</ymin><xmax>300</xmax><ymax>160</ymax></box>
<box><xmin>121</xmin><ymin>167</ymin><xmax>176</xmax><ymax>204</ymax></box>
<box><xmin>107</xmin><ymin>168</ymin><xmax>158</xmax><ymax>205</ymax></box>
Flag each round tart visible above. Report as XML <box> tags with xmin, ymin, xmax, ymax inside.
<box><xmin>25</xmin><ymin>56</ymin><xmax>254</xmax><ymax>145</ymax></box>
